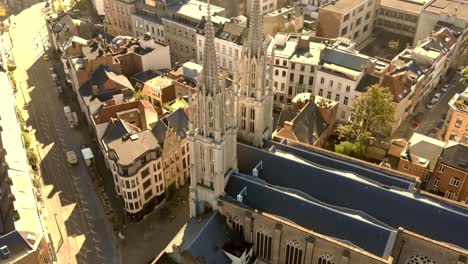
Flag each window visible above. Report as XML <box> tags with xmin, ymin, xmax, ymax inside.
<box><xmin>344</xmin><ymin>97</ymin><xmax>349</xmax><ymax>105</ymax></box>
<box><xmin>365</xmin><ymin>11</ymin><xmax>371</xmax><ymax>19</ymax></box>
<box><xmin>343</xmin><ymin>14</ymin><xmax>350</xmax><ymax>21</ymax></box>
<box><xmin>309</xmin><ymin>77</ymin><xmax>314</xmax><ymax>86</ymax></box>
<box><xmin>405</xmin><ymin>255</ymin><xmax>435</xmax><ymax>264</ymax></box>
<box><xmin>341</xmin><ymin>111</ymin><xmax>346</xmax><ymax>119</ymax></box>
<box><xmin>438</xmin><ymin>165</ymin><xmax>445</xmax><ymax>173</ymax></box>
<box><xmin>275</xmin><ymin>69</ymin><xmax>279</xmax><ymax>76</ymax></box>
<box><xmin>449</xmin><ymin>177</ymin><xmax>461</xmax><ymax>187</ymax></box>
<box><xmin>337</xmin><ymin>83</ymin><xmax>342</xmax><ymax>90</ymax></box>
<box><xmin>256</xmin><ymin>229</ymin><xmax>272</xmax><ymax>261</ymax></box>
<box><xmin>282</xmin><ymin>71</ymin><xmax>286</xmax><ymax>77</ymax></box>
<box><xmin>285</xmin><ymin>240</ymin><xmax>303</xmax><ymax>264</ymax></box>
<box><xmin>283</xmin><ymin>60</ymin><xmax>287</xmax><ymax>66</ymax></box>
<box><xmin>319</xmin><ymin>89</ymin><xmax>323</xmax><ymax>96</ymax></box>
<box><xmin>424</xmin><ymin>173</ymin><xmax>432</xmax><ymax>182</ymax></box>
<box><xmin>230</xmin><ymin>216</ymin><xmax>243</xmax><ymax>237</ymax></box>
<box><xmin>318</xmin><ymin>253</ymin><xmax>336</xmax><ymax>264</ymax></box>
<box><xmin>141</xmin><ymin>168</ymin><xmax>150</xmax><ymax>179</ymax></box>
<box><xmin>363</xmin><ymin>25</ymin><xmax>369</xmax><ymax>32</ymax></box>
<box><xmin>143</xmin><ymin>179</ymin><xmax>151</xmax><ymax>189</ymax></box>
<box><xmin>354</xmin><ymin>30</ymin><xmax>360</xmax><ymax>39</ymax></box>
<box><xmin>300</xmin><ymin>65</ymin><xmax>305</xmax><ymax>71</ymax></box>
<box><xmin>403</xmin><ymin>164</ymin><xmax>410</xmax><ymax>170</ymax></box>
<box><xmin>455</xmin><ymin>117</ymin><xmax>463</xmax><ymax>128</ymax></box>
<box><xmin>229</xmin><ymin>47</ymin><xmax>232</xmax><ymax>56</ymax></box>
<box><xmin>327</xmin><ymin>91</ymin><xmax>331</xmax><ymax>99</ymax></box>
<box><xmin>346</xmin><ymin>85</ymin><xmax>351</xmax><ymax>92</ymax></box>
<box><xmin>356</xmin><ymin>18</ymin><xmax>362</xmax><ymax>26</ymax></box>
<box><xmin>290</xmin><ymin>73</ymin><xmax>295</xmax><ymax>82</ymax></box>
<box><xmin>333</xmin><ymin>94</ymin><xmax>340</xmax><ymax>102</ymax></box>
<box><xmin>329</xmin><ymin>80</ymin><xmax>333</xmax><ymax>87</ymax></box>
<box><xmin>144</xmin><ymin>189</ymin><xmax>153</xmax><ymax>200</ymax></box>
<box><xmin>275</xmin><ymin>59</ymin><xmax>280</xmax><ymax>65</ymax></box>
<box><xmin>341</xmin><ymin>27</ymin><xmax>348</xmax><ymax>35</ymax></box>
<box><xmin>445</xmin><ymin>190</ymin><xmax>455</xmax><ymax>200</ymax></box>
<box><xmin>433</xmin><ymin>178</ymin><xmax>440</xmax><ymax>187</ymax></box>
<box><xmin>299</xmin><ymin>75</ymin><xmax>304</xmax><ymax>84</ymax></box>
<box><xmin>320</xmin><ymin>77</ymin><xmax>325</xmax><ymax>84</ymax></box>
<box><xmin>291</xmin><ymin>63</ymin><xmax>295</xmax><ymax>69</ymax></box>
<box><xmin>288</xmin><ymin>86</ymin><xmax>293</xmax><ymax>95</ymax></box>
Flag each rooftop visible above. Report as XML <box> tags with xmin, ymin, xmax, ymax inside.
<box><xmin>320</xmin><ymin>0</ymin><xmax>368</xmax><ymax>13</ymax></box>
<box><xmin>355</xmin><ymin>74</ymin><xmax>381</xmax><ymax>93</ymax></box>
<box><xmin>151</xmin><ymin>108</ymin><xmax>189</xmax><ymax>143</ymax></box>
<box><xmin>215</xmin><ymin>21</ymin><xmax>247</xmax><ymax>45</ymax></box>
<box><xmin>441</xmin><ymin>141</ymin><xmax>468</xmax><ymax>172</ymax></box>
<box><xmin>405</xmin><ymin>133</ymin><xmax>446</xmax><ymax>171</ymax></box>
<box><xmin>0</xmin><ymin>72</ymin><xmax>43</xmax><ymax>238</ymax></box>
<box><xmin>424</xmin><ymin>0</ymin><xmax>468</xmax><ymax>21</ymax></box>
<box><xmin>379</xmin><ymin>0</ymin><xmax>424</xmax><ymax>14</ymax></box>
<box><xmin>236</xmin><ymin>142</ymin><xmax>468</xmax><ymax>254</ymax></box>
<box><xmin>169</xmin><ymin>0</ymin><xmax>229</xmax><ymax>24</ymax></box>
<box><xmin>92</xmin><ymin>99</ymin><xmax>156</xmax><ymax>125</ymax></box>
<box><xmin>105</xmin><ymin>123</ymin><xmax>159</xmax><ymax>166</ymax></box>
<box><xmin>449</xmin><ymin>86</ymin><xmax>468</xmax><ymax>113</ymax></box>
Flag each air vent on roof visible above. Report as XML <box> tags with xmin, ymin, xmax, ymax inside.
<box><xmin>237</xmin><ymin>186</ymin><xmax>247</xmax><ymax>203</ymax></box>
<box><xmin>130</xmin><ymin>134</ymin><xmax>139</xmax><ymax>141</ymax></box>
<box><xmin>252</xmin><ymin>161</ymin><xmax>263</xmax><ymax>177</ymax></box>
<box><xmin>0</xmin><ymin>246</ymin><xmax>10</xmax><ymax>257</ymax></box>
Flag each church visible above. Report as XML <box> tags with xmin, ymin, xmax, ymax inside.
<box><xmin>155</xmin><ymin>0</ymin><xmax>468</xmax><ymax>263</ymax></box>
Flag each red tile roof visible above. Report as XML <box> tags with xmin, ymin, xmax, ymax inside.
<box><xmin>92</xmin><ymin>100</ymin><xmax>156</xmax><ymax>124</ymax></box>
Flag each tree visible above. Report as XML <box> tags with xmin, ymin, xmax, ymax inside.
<box><xmin>388</xmin><ymin>40</ymin><xmax>400</xmax><ymax>51</ymax></box>
<box><xmin>337</xmin><ymin>84</ymin><xmax>395</xmax><ymax>144</ymax></box>
<box><xmin>335</xmin><ymin>141</ymin><xmax>365</xmax><ymax>159</ymax></box>
<box><xmin>460</xmin><ymin>66</ymin><xmax>468</xmax><ymax>86</ymax></box>
<box><xmin>133</xmin><ymin>90</ymin><xmax>144</xmax><ymax>100</ymax></box>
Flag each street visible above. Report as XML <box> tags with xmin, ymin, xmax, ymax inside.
<box><xmin>8</xmin><ymin>5</ymin><xmax>119</xmax><ymax>264</ymax></box>
<box><xmin>392</xmin><ymin>71</ymin><xmax>466</xmax><ymax>140</ymax></box>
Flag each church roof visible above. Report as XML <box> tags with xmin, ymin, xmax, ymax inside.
<box><xmin>225</xmin><ymin>173</ymin><xmax>396</xmax><ymax>256</ymax></box>
<box><xmin>233</xmin><ymin>142</ymin><xmax>468</xmax><ymax>253</ymax></box>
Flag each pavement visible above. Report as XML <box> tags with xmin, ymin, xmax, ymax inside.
<box><xmin>392</xmin><ymin>71</ymin><xmax>466</xmax><ymax>141</ymax></box>
<box><xmin>8</xmin><ymin>4</ymin><xmax>119</xmax><ymax>264</ymax></box>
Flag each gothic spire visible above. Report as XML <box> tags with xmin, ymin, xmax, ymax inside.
<box><xmin>247</xmin><ymin>0</ymin><xmax>264</xmax><ymax>56</ymax></box>
<box><xmin>201</xmin><ymin>2</ymin><xmax>220</xmax><ymax>95</ymax></box>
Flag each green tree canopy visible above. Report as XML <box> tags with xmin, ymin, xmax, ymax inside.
<box><xmin>460</xmin><ymin>66</ymin><xmax>468</xmax><ymax>86</ymax></box>
<box><xmin>337</xmin><ymin>84</ymin><xmax>395</xmax><ymax>144</ymax></box>
<box><xmin>335</xmin><ymin>141</ymin><xmax>365</xmax><ymax>159</ymax></box>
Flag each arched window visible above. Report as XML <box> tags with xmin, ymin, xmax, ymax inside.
<box><xmin>199</xmin><ymin>145</ymin><xmax>205</xmax><ymax>173</ymax></box>
<box><xmin>256</xmin><ymin>227</ymin><xmax>272</xmax><ymax>261</ymax></box>
<box><xmin>208</xmin><ymin>100</ymin><xmax>213</xmax><ymax>129</ymax></box>
<box><xmin>275</xmin><ymin>69</ymin><xmax>279</xmax><ymax>76</ymax></box>
<box><xmin>406</xmin><ymin>255</ymin><xmax>436</xmax><ymax>264</ymax></box>
<box><xmin>229</xmin><ymin>215</ymin><xmax>243</xmax><ymax>238</ymax></box>
<box><xmin>318</xmin><ymin>252</ymin><xmax>336</xmax><ymax>264</ymax></box>
<box><xmin>285</xmin><ymin>239</ymin><xmax>303</xmax><ymax>264</ymax></box>
<box><xmin>241</xmin><ymin>105</ymin><xmax>247</xmax><ymax>130</ymax></box>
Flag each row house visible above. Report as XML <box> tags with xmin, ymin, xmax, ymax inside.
<box><xmin>429</xmin><ymin>141</ymin><xmax>468</xmax><ymax>203</ymax></box>
<box><xmin>131</xmin><ymin>13</ymin><xmax>166</xmax><ymax>44</ymax></box>
<box><xmin>196</xmin><ymin>19</ymin><xmax>247</xmax><ymax>76</ymax></box>
<box><xmin>104</xmin><ymin>0</ymin><xmax>136</xmax><ymax>36</ymax></box>
<box><xmin>444</xmin><ymin>87</ymin><xmax>468</xmax><ymax>143</ymax></box>
<box><xmin>313</xmin><ymin>46</ymin><xmax>375</xmax><ymax>122</ymax></box>
<box><xmin>411</xmin><ymin>28</ymin><xmax>457</xmax><ymax>98</ymax></box>
<box><xmin>263</xmin><ymin>6</ymin><xmax>304</xmax><ymax>36</ymax></box>
<box><xmin>0</xmin><ymin>71</ymin><xmax>52</xmax><ymax>264</ymax></box>
<box><xmin>103</xmin><ymin>122</ymin><xmax>165</xmax><ymax>221</ymax></box>
<box><xmin>161</xmin><ymin>0</ymin><xmax>228</xmax><ymax>64</ymax></box>
<box><xmin>152</xmin><ymin>109</ymin><xmax>190</xmax><ymax>191</ymax></box>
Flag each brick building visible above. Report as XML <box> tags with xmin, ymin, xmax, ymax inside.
<box><xmin>444</xmin><ymin>87</ymin><xmax>468</xmax><ymax>143</ymax></box>
<box><xmin>104</xmin><ymin>0</ymin><xmax>136</xmax><ymax>36</ymax></box>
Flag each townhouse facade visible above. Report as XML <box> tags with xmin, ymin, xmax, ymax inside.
<box><xmin>429</xmin><ymin>141</ymin><xmax>468</xmax><ymax>203</ymax></box>
<box><xmin>104</xmin><ymin>0</ymin><xmax>136</xmax><ymax>37</ymax></box>
<box><xmin>263</xmin><ymin>6</ymin><xmax>304</xmax><ymax>36</ymax></box>
<box><xmin>444</xmin><ymin>87</ymin><xmax>468</xmax><ymax>143</ymax></box>
<box><xmin>375</xmin><ymin>0</ymin><xmax>421</xmax><ymax>39</ymax></box>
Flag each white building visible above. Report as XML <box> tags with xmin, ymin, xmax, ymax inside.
<box><xmin>313</xmin><ymin>47</ymin><xmax>374</xmax><ymax>122</ymax></box>
<box><xmin>104</xmin><ymin>126</ymin><xmax>165</xmax><ymax>220</ymax></box>
<box><xmin>196</xmin><ymin>20</ymin><xmax>247</xmax><ymax>75</ymax></box>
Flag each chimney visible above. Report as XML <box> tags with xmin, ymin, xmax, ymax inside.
<box><xmin>91</xmin><ymin>85</ymin><xmax>99</xmax><ymax>95</ymax></box>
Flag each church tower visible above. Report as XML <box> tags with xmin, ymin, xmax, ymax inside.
<box><xmin>187</xmin><ymin>4</ymin><xmax>237</xmax><ymax>217</ymax></box>
<box><xmin>235</xmin><ymin>0</ymin><xmax>274</xmax><ymax>147</ymax></box>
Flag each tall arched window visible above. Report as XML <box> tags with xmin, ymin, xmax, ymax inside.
<box><xmin>406</xmin><ymin>255</ymin><xmax>436</xmax><ymax>264</ymax></box>
<box><xmin>208</xmin><ymin>100</ymin><xmax>213</xmax><ymax>129</ymax></box>
<box><xmin>241</xmin><ymin>105</ymin><xmax>247</xmax><ymax>130</ymax></box>
<box><xmin>229</xmin><ymin>215</ymin><xmax>243</xmax><ymax>238</ymax></box>
<box><xmin>199</xmin><ymin>145</ymin><xmax>205</xmax><ymax>173</ymax></box>
<box><xmin>256</xmin><ymin>227</ymin><xmax>272</xmax><ymax>261</ymax></box>
<box><xmin>249</xmin><ymin>109</ymin><xmax>255</xmax><ymax>133</ymax></box>
<box><xmin>318</xmin><ymin>252</ymin><xmax>336</xmax><ymax>264</ymax></box>
<box><xmin>285</xmin><ymin>239</ymin><xmax>303</xmax><ymax>264</ymax></box>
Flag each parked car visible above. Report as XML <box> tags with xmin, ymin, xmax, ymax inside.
<box><xmin>43</xmin><ymin>54</ymin><xmax>49</xmax><ymax>61</ymax></box>
<box><xmin>431</xmin><ymin>93</ymin><xmax>442</xmax><ymax>103</ymax></box>
<box><xmin>51</xmin><ymin>73</ymin><xmax>58</xmax><ymax>81</ymax></box>
<box><xmin>426</xmin><ymin>102</ymin><xmax>435</xmax><ymax>110</ymax></box>
<box><xmin>441</xmin><ymin>84</ymin><xmax>450</xmax><ymax>92</ymax></box>
<box><xmin>411</xmin><ymin>112</ymin><xmax>425</xmax><ymax>126</ymax></box>
<box><xmin>66</xmin><ymin>150</ymin><xmax>78</xmax><ymax>165</ymax></box>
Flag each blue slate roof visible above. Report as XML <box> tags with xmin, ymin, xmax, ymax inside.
<box><xmin>262</xmin><ymin>140</ymin><xmax>417</xmax><ymax>190</ymax></box>
<box><xmin>0</xmin><ymin>231</ymin><xmax>32</xmax><ymax>262</ymax></box>
<box><xmin>177</xmin><ymin>212</ymin><xmax>240</xmax><ymax>263</ymax></box>
<box><xmin>236</xmin><ymin>142</ymin><xmax>468</xmax><ymax>251</ymax></box>
<box><xmin>225</xmin><ymin>173</ymin><xmax>396</xmax><ymax>256</ymax></box>
<box><xmin>321</xmin><ymin>48</ymin><xmax>367</xmax><ymax>71</ymax></box>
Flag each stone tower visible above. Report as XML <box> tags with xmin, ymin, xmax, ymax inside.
<box><xmin>187</xmin><ymin>4</ymin><xmax>237</xmax><ymax>217</ymax></box>
<box><xmin>235</xmin><ymin>0</ymin><xmax>274</xmax><ymax>147</ymax></box>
